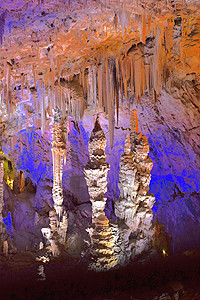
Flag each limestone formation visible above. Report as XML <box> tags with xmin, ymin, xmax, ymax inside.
<box><xmin>0</xmin><ymin>149</ymin><xmax>7</xmax><ymax>251</ymax></box>
<box><xmin>114</xmin><ymin>110</ymin><xmax>155</xmax><ymax>262</ymax></box>
<box><xmin>87</xmin><ymin>214</ymin><xmax>117</xmax><ymax>271</ymax></box>
<box><xmin>84</xmin><ymin>116</ymin><xmax>117</xmax><ymax>271</ymax></box>
<box><xmin>52</xmin><ymin>107</ymin><xmax>67</xmax><ymax>217</ymax></box>
<box><xmin>48</xmin><ymin>107</ymin><xmax>68</xmax><ymax>255</ymax></box>
<box><xmin>0</xmin><ymin>151</ymin><xmax>4</xmax><ymax>241</ymax></box>
<box><xmin>84</xmin><ymin>116</ymin><xmax>109</xmax><ymax>220</ymax></box>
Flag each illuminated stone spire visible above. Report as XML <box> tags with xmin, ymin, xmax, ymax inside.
<box><xmin>114</xmin><ymin>109</ymin><xmax>155</xmax><ymax>263</ymax></box>
<box><xmin>0</xmin><ymin>149</ymin><xmax>4</xmax><ymax>237</ymax></box>
<box><xmin>0</xmin><ymin>143</ymin><xmax>7</xmax><ymax>249</ymax></box>
<box><xmin>84</xmin><ymin>116</ymin><xmax>117</xmax><ymax>271</ymax></box>
<box><xmin>49</xmin><ymin>107</ymin><xmax>68</xmax><ymax>255</ymax></box>
<box><xmin>52</xmin><ymin>107</ymin><xmax>67</xmax><ymax>217</ymax></box>
<box><xmin>124</xmin><ymin>128</ymin><xmax>131</xmax><ymax>155</ymax></box>
<box><xmin>84</xmin><ymin>115</ymin><xmax>108</xmax><ymax>220</ymax></box>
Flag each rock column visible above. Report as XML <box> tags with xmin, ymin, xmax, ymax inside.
<box><xmin>114</xmin><ymin>109</ymin><xmax>155</xmax><ymax>263</ymax></box>
<box><xmin>49</xmin><ymin>107</ymin><xmax>68</xmax><ymax>255</ymax></box>
<box><xmin>84</xmin><ymin>116</ymin><xmax>117</xmax><ymax>271</ymax></box>
<box><xmin>0</xmin><ymin>151</ymin><xmax>4</xmax><ymax>238</ymax></box>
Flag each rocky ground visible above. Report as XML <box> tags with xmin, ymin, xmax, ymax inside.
<box><xmin>1</xmin><ymin>251</ymin><xmax>200</xmax><ymax>299</ymax></box>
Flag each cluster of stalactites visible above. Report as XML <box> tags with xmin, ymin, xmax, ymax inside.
<box><xmin>82</xmin><ymin>36</ymin><xmax>166</xmax><ymax>147</ymax></box>
<box><xmin>1</xmin><ymin>10</ymin><xmax>198</xmax><ymax>153</ymax></box>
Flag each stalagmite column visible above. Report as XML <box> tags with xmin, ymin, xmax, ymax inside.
<box><xmin>49</xmin><ymin>107</ymin><xmax>68</xmax><ymax>255</ymax></box>
<box><xmin>0</xmin><ymin>148</ymin><xmax>7</xmax><ymax>250</ymax></box>
<box><xmin>84</xmin><ymin>116</ymin><xmax>117</xmax><ymax>271</ymax></box>
<box><xmin>0</xmin><ymin>151</ymin><xmax>4</xmax><ymax>237</ymax></box>
<box><xmin>84</xmin><ymin>116</ymin><xmax>109</xmax><ymax>220</ymax></box>
<box><xmin>114</xmin><ymin>109</ymin><xmax>155</xmax><ymax>263</ymax></box>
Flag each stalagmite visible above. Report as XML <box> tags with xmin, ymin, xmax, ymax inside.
<box><xmin>84</xmin><ymin>116</ymin><xmax>117</xmax><ymax>271</ymax></box>
<box><xmin>3</xmin><ymin>240</ymin><xmax>8</xmax><ymax>256</ymax></box>
<box><xmin>0</xmin><ymin>151</ymin><xmax>4</xmax><ymax>239</ymax></box>
<box><xmin>0</xmin><ymin>149</ymin><xmax>7</xmax><ymax>250</ymax></box>
<box><xmin>114</xmin><ymin>110</ymin><xmax>155</xmax><ymax>263</ymax></box>
<box><xmin>48</xmin><ymin>107</ymin><xmax>68</xmax><ymax>256</ymax></box>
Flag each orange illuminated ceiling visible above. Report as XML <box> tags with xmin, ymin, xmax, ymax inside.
<box><xmin>0</xmin><ymin>0</ymin><xmax>199</xmax><ymax>84</ymax></box>
<box><xmin>0</xmin><ymin>0</ymin><xmax>199</xmax><ymax>146</ymax></box>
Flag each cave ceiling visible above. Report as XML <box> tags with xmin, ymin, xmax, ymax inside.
<box><xmin>0</xmin><ymin>0</ymin><xmax>199</xmax><ymax>141</ymax></box>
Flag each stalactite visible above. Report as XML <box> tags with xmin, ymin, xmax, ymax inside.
<box><xmin>32</xmin><ymin>65</ymin><xmax>37</xmax><ymax>90</ymax></box>
<box><xmin>82</xmin><ymin>66</ymin><xmax>85</xmax><ymax>92</ymax></box>
<box><xmin>6</xmin><ymin>62</ymin><xmax>11</xmax><ymax>118</ymax></box>
<box><xmin>134</xmin><ymin>53</ymin><xmax>141</xmax><ymax>103</ymax></box>
<box><xmin>121</xmin><ymin>10</ymin><xmax>126</xmax><ymax>38</ymax></box>
<box><xmin>130</xmin><ymin>54</ymin><xmax>134</xmax><ymax>96</ymax></box>
<box><xmin>145</xmin><ymin>64</ymin><xmax>150</xmax><ymax>94</ymax></box>
<box><xmin>165</xmin><ymin>18</ymin><xmax>174</xmax><ymax>56</ymax></box>
<box><xmin>141</xmin><ymin>13</ymin><xmax>146</xmax><ymax>44</ymax></box>
<box><xmin>21</xmin><ymin>73</ymin><xmax>24</xmax><ymax>97</ymax></box>
<box><xmin>57</xmin><ymin>56</ymin><xmax>61</xmax><ymax>85</ymax></box>
<box><xmin>113</xmin><ymin>64</ymin><xmax>119</xmax><ymax>124</ymax></box>
<box><xmin>122</xmin><ymin>59</ymin><xmax>128</xmax><ymax>99</ymax></box>
<box><xmin>50</xmin><ymin>57</ymin><xmax>55</xmax><ymax>90</ymax></box>
<box><xmin>141</xmin><ymin>54</ymin><xmax>145</xmax><ymax>97</ymax></box>
<box><xmin>102</xmin><ymin>62</ymin><xmax>107</xmax><ymax>112</ymax></box>
<box><xmin>93</xmin><ymin>66</ymin><xmax>97</xmax><ymax>110</ymax></box>
<box><xmin>97</xmin><ymin>64</ymin><xmax>103</xmax><ymax>108</ymax></box>
<box><xmin>88</xmin><ymin>67</ymin><xmax>93</xmax><ymax>106</ymax></box>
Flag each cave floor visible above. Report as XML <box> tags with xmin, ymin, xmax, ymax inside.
<box><xmin>1</xmin><ymin>251</ymin><xmax>200</xmax><ymax>299</ymax></box>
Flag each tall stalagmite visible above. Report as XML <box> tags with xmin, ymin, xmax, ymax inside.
<box><xmin>0</xmin><ymin>151</ymin><xmax>4</xmax><ymax>240</ymax></box>
<box><xmin>0</xmin><ymin>149</ymin><xmax>7</xmax><ymax>249</ymax></box>
<box><xmin>84</xmin><ymin>116</ymin><xmax>117</xmax><ymax>271</ymax></box>
<box><xmin>49</xmin><ymin>107</ymin><xmax>68</xmax><ymax>256</ymax></box>
<box><xmin>114</xmin><ymin>110</ymin><xmax>155</xmax><ymax>263</ymax></box>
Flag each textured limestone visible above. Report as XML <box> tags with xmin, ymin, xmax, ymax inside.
<box><xmin>0</xmin><ymin>151</ymin><xmax>5</xmax><ymax>245</ymax></box>
<box><xmin>48</xmin><ymin>107</ymin><xmax>68</xmax><ymax>255</ymax></box>
<box><xmin>114</xmin><ymin>110</ymin><xmax>155</xmax><ymax>262</ymax></box>
<box><xmin>84</xmin><ymin>116</ymin><xmax>117</xmax><ymax>271</ymax></box>
<box><xmin>87</xmin><ymin>214</ymin><xmax>117</xmax><ymax>271</ymax></box>
<box><xmin>84</xmin><ymin>116</ymin><xmax>109</xmax><ymax>220</ymax></box>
